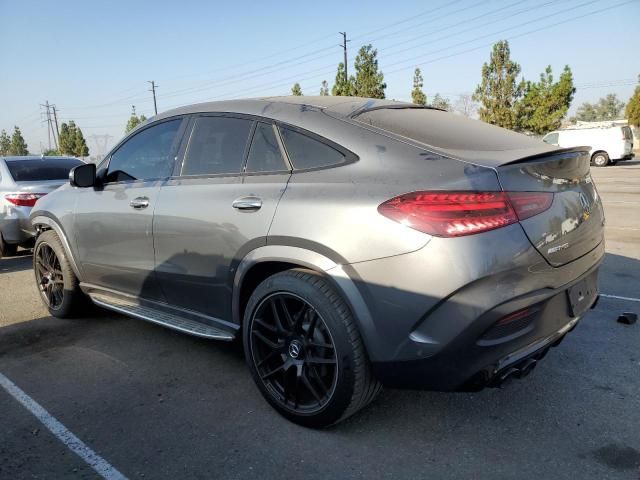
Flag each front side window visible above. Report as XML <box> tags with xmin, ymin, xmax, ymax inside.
<box><xmin>106</xmin><ymin>119</ymin><xmax>182</xmax><ymax>183</ymax></box>
<box><xmin>279</xmin><ymin>127</ymin><xmax>346</xmax><ymax>170</ymax></box>
<box><xmin>182</xmin><ymin>116</ymin><xmax>252</xmax><ymax>176</ymax></box>
<box><xmin>245</xmin><ymin>123</ymin><xmax>288</xmax><ymax>173</ymax></box>
<box><xmin>543</xmin><ymin>132</ymin><xmax>559</xmax><ymax>145</ymax></box>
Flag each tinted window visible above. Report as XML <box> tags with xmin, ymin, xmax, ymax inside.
<box><xmin>107</xmin><ymin>119</ymin><xmax>181</xmax><ymax>183</ymax></box>
<box><xmin>245</xmin><ymin>123</ymin><xmax>288</xmax><ymax>173</ymax></box>
<box><xmin>621</xmin><ymin>126</ymin><xmax>632</xmax><ymax>140</ymax></box>
<box><xmin>182</xmin><ymin>116</ymin><xmax>252</xmax><ymax>176</ymax></box>
<box><xmin>6</xmin><ymin>158</ymin><xmax>83</xmax><ymax>182</ymax></box>
<box><xmin>280</xmin><ymin>128</ymin><xmax>345</xmax><ymax>170</ymax></box>
<box><xmin>543</xmin><ymin>132</ymin><xmax>559</xmax><ymax>145</ymax></box>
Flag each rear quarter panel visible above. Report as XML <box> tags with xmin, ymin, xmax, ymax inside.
<box><xmin>268</xmin><ymin>120</ymin><xmax>502</xmax><ymax>264</ymax></box>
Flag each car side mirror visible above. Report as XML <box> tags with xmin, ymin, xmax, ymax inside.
<box><xmin>69</xmin><ymin>163</ymin><xmax>96</xmax><ymax>188</ymax></box>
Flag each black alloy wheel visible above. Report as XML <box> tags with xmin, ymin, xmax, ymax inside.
<box><xmin>35</xmin><ymin>242</ymin><xmax>65</xmax><ymax>310</ymax></box>
<box><xmin>249</xmin><ymin>292</ymin><xmax>338</xmax><ymax>414</ymax></box>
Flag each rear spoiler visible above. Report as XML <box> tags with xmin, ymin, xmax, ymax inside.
<box><xmin>500</xmin><ymin>146</ymin><xmax>591</xmax><ymax>167</ymax></box>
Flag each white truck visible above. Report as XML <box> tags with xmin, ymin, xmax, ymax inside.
<box><xmin>542</xmin><ymin>125</ymin><xmax>634</xmax><ymax>166</ymax></box>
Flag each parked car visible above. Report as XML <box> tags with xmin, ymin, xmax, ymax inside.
<box><xmin>30</xmin><ymin>97</ymin><xmax>604</xmax><ymax>427</ymax></box>
<box><xmin>542</xmin><ymin>125</ymin><xmax>634</xmax><ymax>166</ymax></box>
<box><xmin>0</xmin><ymin>156</ymin><xmax>83</xmax><ymax>257</ymax></box>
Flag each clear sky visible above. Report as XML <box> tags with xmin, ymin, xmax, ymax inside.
<box><xmin>1</xmin><ymin>0</ymin><xmax>638</xmax><ymax>156</ymax></box>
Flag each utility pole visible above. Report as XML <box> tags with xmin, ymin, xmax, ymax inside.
<box><xmin>51</xmin><ymin>105</ymin><xmax>60</xmax><ymax>145</ymax></box>
<box><xmin>148</xmin><ymin>80</ymin><xmax>158</xmax><ymax>115</ymax></box>
<box><xmin>40</xmin><ymin>101</ymin><xmax>57</xmax><ymax>151</ymax></box>
<box><xmin>338</xmin><ymin>32</ymin><xmax>350</xmax><ymax>81</ymax></box>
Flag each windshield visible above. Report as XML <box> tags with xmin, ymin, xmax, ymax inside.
<box><xmin>6</xmin><ymin>158</ymin><xmax>83</xmax><ymax>182</ymax></box>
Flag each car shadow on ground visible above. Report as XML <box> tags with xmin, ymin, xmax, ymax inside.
<box><xmin>0</xmin><ymin>251</ymin><xmax>639</xmax><ymax>478</ymax></box>
<box><xmin>0</xmin><ymin>250</ymin><xmax>32</xmax><ymax>274</ymax></box>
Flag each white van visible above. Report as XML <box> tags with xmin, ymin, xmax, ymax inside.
<box><xmin>542</xmin><ymin>125</ymin><xmax>634</xmax><ymax>166</ymax></box>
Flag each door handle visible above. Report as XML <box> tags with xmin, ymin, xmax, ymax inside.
<box><xmin>232</xmin><ymin>196</ymin><xmax>262</xmax><ymax>211</ymax></box>
<box><xmin>130</xmin><ymin>197</ymin><xmax>150</xmax><ymax>209</ymax></box>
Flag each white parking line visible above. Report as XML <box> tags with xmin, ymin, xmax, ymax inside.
<box><xmin>600</xmin><ymin>293</ymin><xmax>640</xmax><ymax>303</ymax></box>
<box><xmin>0</xmin><ymin>373</ymin><xmax>127</xmax><ymax>480</ymax></box>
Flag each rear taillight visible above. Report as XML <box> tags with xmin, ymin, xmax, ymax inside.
<box><xmin>4</xmin><ymin>192</ymin><xmax>47</xmax><ymax>207</ymax></box>
<box><xmin>378</xmin><ymin>191</ymin><xmax>553</xmax><ymax>237</ymax></box>
<box><xmin>506</xmin><ymin>192</ymin><xmax>554</xmax><ymax>221</ymax></box>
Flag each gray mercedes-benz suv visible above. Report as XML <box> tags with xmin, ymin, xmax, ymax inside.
<box><xmin>30</xmin><ymin>96</ymin><xmax>604</xmax><ymax>427</ymax></box>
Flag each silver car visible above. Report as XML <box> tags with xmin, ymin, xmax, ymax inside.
<box><xmin>30</xmin><ymin>97</ymin><xmax>604</xmax><ymax>427</ymax></box>
<box><xmin>0</xmin><ymin>156</ymin><xmax>83</xmax><ymax>257</ymax></box>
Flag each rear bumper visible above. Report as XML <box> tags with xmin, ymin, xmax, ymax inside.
<box><xmin>0</xmin><ymin>211</ymin><xmax>35</xmax><ymax>244</ymax></box>
<box><xmin>371</xmin><ymin>263</ymin><xmax>600</xmax><ymax>391</ymax></box>
<box><xmin>618</xmin><ymin>152</ymin><xmax>635</xmax><ymax>161</ymax></box>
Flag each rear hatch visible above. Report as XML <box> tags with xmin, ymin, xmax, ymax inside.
<box><xmin>498</xmin><ymin>148</ymin><xmax>604</xmax><ymax>266</ymax></box>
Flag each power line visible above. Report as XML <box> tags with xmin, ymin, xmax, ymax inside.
<box><xmin>144</xmin><ymin>0</ymin><xmax>484</xmax><ymax>103</ymax></box>
<box><xmin>50</xmin><ymin>1</ymin><xmax>509</xmax><ymax>112</ymax></box>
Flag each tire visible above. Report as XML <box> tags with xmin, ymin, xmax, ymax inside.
<box><xmin>592</xmin><ymin>151</ymin><xmax>609</xmax><ymax>167</ymax></box>
<box><xmin>0</xmin><ymin>234</ymin><xmax>18</xmax><ymax>259</ymax></box>
<box><xmin>243</xmin><ymin>268</ymin><xmax>381</xmax><ymax>428</ymax></box>
<box><xmin>33</xmin><ymin>230</ymin><xmax>87</xmax><ymax>318</ymax></box>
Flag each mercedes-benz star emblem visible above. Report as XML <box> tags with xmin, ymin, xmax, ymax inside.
<box><xmin>288</xmin><ymin>341</ymin><xmax>302</xmax><ymax>359</ymax></box>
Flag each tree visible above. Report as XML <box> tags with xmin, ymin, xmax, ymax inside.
<box><xmin>0</xmin><ymin>130</ymin><xmax>10</xmax><ymax>155</ymax></box>
<box><xmin>125</xmin><ymin>105</ymin><xmax>148</xmax><ymax>134</ymax></box>
<box><xmin>596</xmin><ymin>94</ymin><xmax>625</xmax><ymax>120</ymax></box>
<box><xmin>74</xmin><ymin>126</ymin><xmax>89</xmax><ymax>157</ymax></box>
<box><xmin>454</xmin><ymin>94</ymin><xmax>478</xmax><ymax>117</ymax></box>
<box><xmin>473</xmin><ymin>40</ymin><xmax>525</xmax><ymax>129</ymax></box>
<box><xmin>411</xmin><ymin>68</ymin><xmax>426</xmax><ymax>106</ymax></box>
<box><xmin>320</xmin><ymin>80</ymin><xmax>329</xmax><ymax>96</ymax></box>
<box><xmin>431</xmin><ymin>93</ymin><xmax>451</xmax><ymax>111</ymax></box>
<box><xmin>516</xmin><ymin>65</ymin><xmax>575</xmax><ymax>134</ymax></box>
<box><xmin>291</xmin><ymin>83</ymin><xmax>303</xmax><ymax>96</ymax></box>
<box><xmin>574</xmin><ymin>103</ymin><xmax>598</xmax><ymax>122</ymax></box>
<box><xmin>10</xmin><ymin>126</ymin><xmax>28</xmax><ymax>155</ymax></box>
<box><xmin>352</xmin><ymin>44</ymin><xmax>386</xmax><ymax>99</ymax></box>
<box><xmin>58</xmin><ymin>121</ymin><xmax>89</xmax><ymax>157</ymax></box>
<box><xmin>575</xmin><ymin>94</ymin><xmax>626</xmax><ymax>122</ymax></box>
<box><xmin>625</xmin><ymin>75</ymin><xmax>640</xmax><ymax>127</ymax></box>
<box><xmin>332</xmin><ymin>62</ymin><xmax>354</xmax><ymax>96</ymax></box>
<box><xmin>58</xmin><ymin>123</ymin><xmax>73</xmax><ymax>155</ymax></box>
<box><xmin>43</xmin><ymin>149</ymin><xmax>59</xmax><ymax>156</ymax></box>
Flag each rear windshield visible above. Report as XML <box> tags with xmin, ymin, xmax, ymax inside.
<box><xmin>621</xmin><ymin>126</ymin><xmax>632</xmax><ymax>140</ymax></box>
<box><xmin>354</xmin><ymin>108</ymin><xmax>540</xmax><ymax>151</ymax></box>
<box><xmin>6</xmin><ymin>158</ymin><xmax>83</xmax><ymax>182</ymax></box>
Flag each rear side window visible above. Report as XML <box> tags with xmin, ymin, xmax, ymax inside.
<box><xmin>245</xmin><ymin>123</ymin><xmax>288</xmax><ymax>173</ymax></box>
<box><xmin>622</xmin><ymin>126</ymin><xmax>632</xmax><ymax>140</ymax></box>
<box><xmin>6</xmin><ymin>158</ymin><xmax>83</xmax><ymax>182</ymax></box>
<box><xmin>107</xmin><ymin>119</ymin><xmax>182</xmax><ymax>183</ymax></box>
<box><xmin>279</xmin><ymin>127</ymin><xmax>345</xmax><ymax>170</ymax></box>
<box><xmin>182</xmin><ymin>116</ymin><xmax>252</xmax><ymax>176</ymax></box>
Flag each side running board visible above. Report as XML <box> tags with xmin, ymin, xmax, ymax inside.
<box><xmin>90</xmin><ymin>293</ymin><xmax>235</xmax><ymax>341</ymax></box>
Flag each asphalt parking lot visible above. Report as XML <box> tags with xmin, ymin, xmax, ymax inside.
<box><xmin>1</xmin><ymin>162</ymin><xmax>639</xmax><ymax>480</ymax></box>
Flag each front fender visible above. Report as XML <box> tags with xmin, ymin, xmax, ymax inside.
<box><xmin>30</xmin><ymin>214</ymin><xmax>83</xmax><ymax>280</ymax></box>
